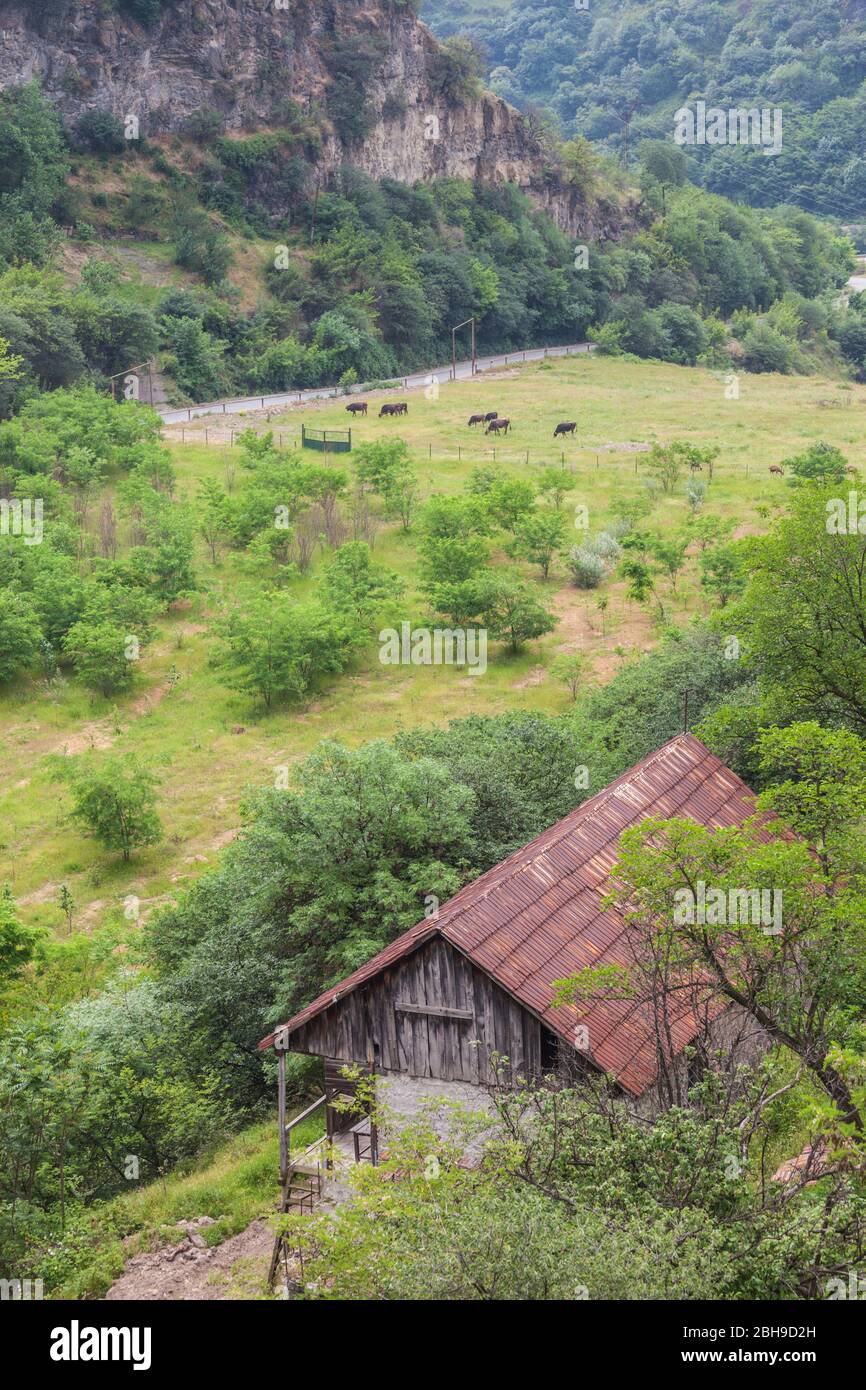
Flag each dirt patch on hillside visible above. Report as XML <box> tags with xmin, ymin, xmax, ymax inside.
<box><xmin>51</xmin><ymin>721</ymin><xmax>116</xmax><ymax>756</ymax></box>
<box><xmin>104</xmin><ymin>1216</ymin><xmax>275</xmax><ymax>1301</ymax></box>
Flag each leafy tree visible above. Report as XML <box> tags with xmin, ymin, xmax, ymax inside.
<box><xmin>58</xmin><ymin>755</ymin><xmax>163</xmax><ymax>861</ymax></box>
<box><xmin>197</xmin><ymin>478</ymin><xmax>232</xmax><ymax>563</ymax></box>
<box><xmin>447</xmin><ymin>570</ymin><xmax>556</xmax><ymax>653</ymax></box>
<box><xmin>783</xmin><ymin>441</ymin><xmax>848</xmax><ymax>486</ymax></box>
<box><xmin>508</xmin><ymin>509</ymin><xmax>567</xmax><ymax>579</ymax></box>
<box><xmin>63</xmin><ymin>619</ymin><xmax>140</xmax><ymax>696</ymax></box>
<box><xmin>487</xmin><ymin>477</ymin><xmax>537</xmax><ymax>535</ymax></box>
<box><xmin>214</xmin><ymin>591</ymin><xmax>360</xmax><ymax>708</ymax></box>
<box><xmin>0</xmin><ymin>884</ymin><xmax>42</xmax><ymax>993</ymax></box>
<box><xmin>0</xmin><ymin>589</ymin><xmax>40</xmax><ymax>680</ymax></box>
<box><xmin>730</xmin><ymin>485</ymin><xmax>866</xmax><ymax>731</ymax></box>
<box><xmin>320</xmin><ymin>541</ymin><xmax>403</xmax><ymax>622</ymax></box>
<box><xmin>700</xmin><ymin>541</ymin><xmax>747</xmax><ymax>607</ymax></box>
<box><xmin>550</xmin><ymin>651</ymin><xmax>586</xmax><ymax>702</ymax></box>
<box><xmin>536</xmin><ymin>468</ymin><xmax>574</xmax><ymax>510</ymax></box>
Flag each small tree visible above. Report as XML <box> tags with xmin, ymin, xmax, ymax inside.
<box><xmin>0</xmin><ymin>591</ymin><xmax>41</xmax><ymax>683</ymax></box>
<box><xmin>0</xmin><ymin>884</ymin><xmax>43</xmax><ymax>993</ymax></box>
<box><xmin>214</xmin><ymin>592</ymin><xmax>359</xmax><ymax>708</ymax></box>
<box><xmin>63</xmin><ymin>620</ymin><xmax>140</xmax><ymax>696</ymax></box>
<box><xmin>536</xmin><ymin>468</ymin><xmax>575</xmax><ymax>510</ymax></box>
<box><xmin>197</xmin><ymin>478</ymin><xmax>232</xmax><ymax>563</ymax></box>
<box><xmin>550</xmin><ymin>651</ymin><xmax>586</xmax><ymax>702</ymax></box>
<box><xmin>509</xmin><ymin>510</ymin><xmax>567</xmax><ymax>580</ymax></box>
<box><xmin>57</xmin><ymin>883</ymin><xmax>75</xmax><ymax>934</ymax></box>
<box><xmin>58</xmin><ymin>756</ymin><xmax>162</xmax><ymax>862</ymax></box>
<box><xmin>321</xmin><ymin>541</ymin><xmax>404</xmax><ymax>622</ymax></box>
<box><xmin>487</xmin><ymin>479</ymin><xmax>536</xmax><ymax>534</ymax></box>
<box><xmin>649</xmin><ymin>534</ymin><xmax>689</xmax><ymax>591</ymax></box>
<box><xmin>476</xmin><ymin>572</ymin><xmax>557</xmax><ymax>653</ymax></box>
<box><xmin>700</xmin><ymin>542</ymin><xmax>746</xmax><ymax>608</ymax></box>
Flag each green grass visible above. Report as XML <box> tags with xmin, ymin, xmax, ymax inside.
<box><xmin>44</xmin><ymin>1108</ymin><xmax>325</xmax><ymax>1300</ymax></box>
<box><xmin>4</xmin><ymin>351</ymin><xmax>865</xmax><ymax>951</ymax></box>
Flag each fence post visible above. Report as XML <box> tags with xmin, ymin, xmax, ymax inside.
<box><xmin>205</xmin><ymin>429</ymin><xmax>208</xmax><ymax>444</ymax></box>
<box><xmin>458</xmin><ymin>445</ymin><xmax>461</xmax><ymax>461</ymax></box>
<box><xmin>429</xmin><ymin>443</ymin><xmax>432</xmax><ymax>459</ymax></box>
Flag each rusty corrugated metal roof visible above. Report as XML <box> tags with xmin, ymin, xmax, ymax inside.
<box><xmin>259</xmin><ymin>733</ymin><xmax>774</xmax><ymax>1096</ymax></box>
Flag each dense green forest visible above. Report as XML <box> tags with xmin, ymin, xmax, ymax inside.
<box><xmin>422</xmin><ymin>0</ymin><xmax>866</xmax><ymax>221</ymax></box>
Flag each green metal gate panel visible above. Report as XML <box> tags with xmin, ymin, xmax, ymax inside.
<box><xmin>302</xmin><ymin>425</ymin><xmax>352</xmax><ymax>453</ymax></box>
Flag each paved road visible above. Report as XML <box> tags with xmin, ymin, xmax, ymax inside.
<box><xmin>158</xmin><ymin>341</ymin><xmax>593</xmax><ymax>424</ymax></box>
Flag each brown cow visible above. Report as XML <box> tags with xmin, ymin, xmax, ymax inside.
<box><xmin>554</xmin><ymin>421</ymin><xmax>576</xmax><ymax>438</ymax></box>
<box><xmin>393</xmin><ymin>402</ymin><xmax>408</xmax><ymax>415</ymax></box>
<box><xmin>485</xmin><ymin>417</ymin><xmax>510</xmax><ymax>435</ymax></box>
<box><xmin>467</xmin><ymin>414</ymin><xmax>485</xmax><ymax>427</ymax></box>
<box><xmin>769</xmin><ymin>464</ymin><xmax>784</xmax><ymax>475</ymax></box>
<box><xmin>346</xmin><ymin>402</ymin><xmax>368</xmax><ymax>416</ymax></box>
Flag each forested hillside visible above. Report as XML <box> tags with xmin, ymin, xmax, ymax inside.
<box><xmin>0</xmin><ymin>80</ymin><xmax>860</xmax><ymax>413</ymax></box>
<box><xmin>422</xmin><ymin>0</ymin><xmax>866</xmax><ymax>219</ymax></box>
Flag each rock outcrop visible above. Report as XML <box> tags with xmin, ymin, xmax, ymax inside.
<box><xmin>0</xmin><ymin>0</ymin><xmax>622</xmax><ymax>236</ymax></box>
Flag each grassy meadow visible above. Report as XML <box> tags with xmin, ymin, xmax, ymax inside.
<box><xmin>3</xmin><ymin>351</ymin><xmax>865</xmax><ymax>948</ymax></box>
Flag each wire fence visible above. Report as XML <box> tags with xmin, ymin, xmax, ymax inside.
<box><xmin>162</xmin><ymin>428</ymin><xmax>781</xmax><ymax>480</ymax></box>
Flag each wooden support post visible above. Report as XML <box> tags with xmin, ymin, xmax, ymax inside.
<box><xmin>278</xmin><ymin>1048</ymin><xmax>288</xmax><ymax>1187</ymax></box>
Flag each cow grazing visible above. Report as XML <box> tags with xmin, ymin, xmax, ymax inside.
<box><xmin>467</xmin><ymin>414</ymin><xmax>485</xmax><ymax>428</ymax></box>
<box><xmin>394</xmin><ymin>402</ymin><xmax>408</xmax><ymax>415</ymax></box>
<box><xmin>554</xmin><ymin>421</ymin><xmax>576</xmax><ymax>438</ymax></box>
<box><xmin>485</xmin><ymin>417</ymin><xmax>510</xmax><ymax>435</ymax></box>
<box><xmin>483</xmin><ymin>411</ymin><xmax>498</xmax><ymax>422</ymax></box>
<box><xmin>379</xmin><ymin>403</ymin><xmax>396</xmax><ymax>417</ymax></box>
<box><xmin>346</xmin><ymin>402</ymin><xmax>367</xmax><ymax>416</ymax></box>
<box><xmin>769</xmin><ymin>464</ymin><xmax>784</xmax><ymax>475</ymax></box>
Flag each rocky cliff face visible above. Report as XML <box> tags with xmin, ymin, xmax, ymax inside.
<box><xmin>0</xmin><ymin>0</ymin><xmax>620</xmax><ymax>236</ymax></box>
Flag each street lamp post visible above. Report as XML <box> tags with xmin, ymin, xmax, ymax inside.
<box><xmin>451</xmin><ymin>317</ymin><xmax>476</xmax><ymax>381</ymax></box>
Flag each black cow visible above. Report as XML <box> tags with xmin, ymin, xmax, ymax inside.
<box><xmin>346</xmin><ymin>402</ymin><xmax>368</xmax><ymax>416</ymax></box>
<box><xmin>379</xmin><ymin>403</ymin><xmax>396</xmax><ymax>417</ymax></box>
<box><xmin>554</xmin><ymin>421</ymin><xmax>577</xmax><ymax>438</ymax></box>
<box><xmin>485</xmin><ymin>417</ymin><xmax>510</xmax><ymax>435</ymax></box>
<box><xmin>483</xmin><ymin>411</ymin><xmax>498</xmax><ymax>422</ymax></box>
<box><xmin>467</xmin><ymin>414</ymin><xmax>485</xmax><ymax>427</ymax></box>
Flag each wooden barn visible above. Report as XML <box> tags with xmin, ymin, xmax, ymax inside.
<box><xmin>260</xmin><ymin>733</ymin><xmax>770</xmax><ymax>1169</ymax></box>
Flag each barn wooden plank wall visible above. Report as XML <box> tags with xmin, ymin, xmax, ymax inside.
<box><xmin>289</xmin><ymin>937</ymin><xmax>552</xmax><ymax>1084</ymax></box>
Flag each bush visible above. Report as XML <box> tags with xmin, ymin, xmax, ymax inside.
<box><xmin>567</xmin><ymin>546</ymin><xmax>606</xmax><ymax>589</ymax></box>
<box><xmin>740</xmin><ymin>322</ymin><xmax>794</xmax><ymax>374</ymax></box>
<box><xmin>73</xmin><ymin>109</ymin><xmax>126</xmax><ymax>154</ymax></box>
